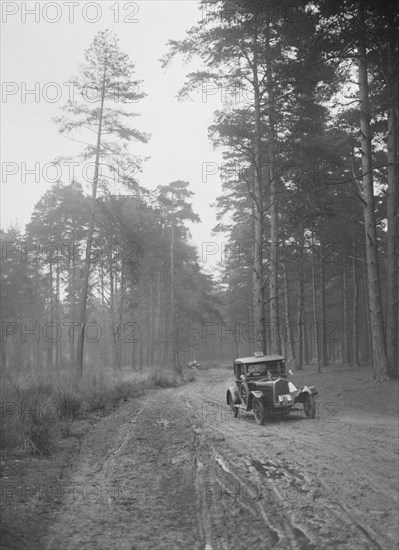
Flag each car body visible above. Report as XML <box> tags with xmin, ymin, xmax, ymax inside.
<box><xmin>226</xmin><ymin>353</ymin><xmax>318</xmax><ymax>425</ymax></box>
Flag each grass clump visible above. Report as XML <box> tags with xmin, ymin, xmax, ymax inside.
<box><xmin>183</xmin><ymin>369</ymin><xmax>196</xmax><ymax>382</ymax></box>
<box><xmin>148</xmin><ymin>369</ymin><xmax>179</xmax><ymax>388</ymax></box>
<box><xmin>53</xmin><ymin>391</ymin><xmax>82</xmax><ymax>422</ymax></box>
<box><xmin>0</xmin><ymin>381</ymin><xmax>58</xmax><ymax>455</ymax></box>
<box><xmin>23</xmin><ymin>408</ymin><xmax>56</xmax><ymax>456</ymax></box>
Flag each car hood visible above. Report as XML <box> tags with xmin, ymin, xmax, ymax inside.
<box><xmin>252</xmin><ymin>380</ymin><xmax>277</xmax><ymax>389</ymax></box>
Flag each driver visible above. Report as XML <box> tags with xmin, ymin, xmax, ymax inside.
<box><xmin>260</xmin><ymin>367</ymin><xmax>272</xmax><ymax>379</ymax></box>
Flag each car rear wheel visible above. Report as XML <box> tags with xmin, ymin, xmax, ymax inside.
<box><xmin>253</xmin><ymin>398</ymin><xmax>266</xmax><ymax>425</ymax></box>
<box><xmin>303</xmin><ymin>394</ymin><xmax>316</xmax><ymax>418</ymax></box>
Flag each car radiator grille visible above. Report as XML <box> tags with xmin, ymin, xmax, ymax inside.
<box><xmin>274</xmin><ymin>379</ymin><xmax>290</xmax><ymax>398</ymax></box>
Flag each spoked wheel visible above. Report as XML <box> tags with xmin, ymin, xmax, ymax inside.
<box><xmin>229</xmin><ymin>398</ymin><xmax>239</xmax><ymax>418</ymax></box>
<box><xmin>240</xmin><ymin>382</ymin><xmax>250</xmax><ymax>407</ymax></box>
<box><xmin>252</xmin><ymin>397</ymin><xmax>266</xmax><ymax>425</ymax></box>
<box><xmin>303</xmin><ymin>394</ymin><xmax>316</xmax><ymax>418</ymax></box>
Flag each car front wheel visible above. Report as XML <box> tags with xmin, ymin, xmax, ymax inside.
<box><xmin>253</xmin><ymin>398</ymin><xmax>266</xmax><ymax>425</ymax></box>
<box><xmin>230</xmin><ymin>399</ymin><xmax>239</xmax><ymax>418</ymax></box>
<box><xmin>303</xmin><ymin>394</ymin><xmax>316</xmax><ymax>418</ymax></box>
<box><xmin>240</xmin><ymin>382</ymin><xmax>250</xmax><ymax>408</ymax></box>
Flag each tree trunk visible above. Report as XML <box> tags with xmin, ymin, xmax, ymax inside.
<box><xmin>342</xmin><ymin>258</ymin><xmax>350</xmax><ymax>364</ymax></box>
<box><xmin>320</xmin><ymin>237</ymin><xmax>328</xmax><ymax>368</ymax></box>
<box><xmin>131</xmin><ymin>337</ymin><xmax>136</xmax><ymax>371</ymax></box>
<box><xmin>162</xmin><ymin>276</ymin><xmax>168</xmax><ymax>366</ymax></box>
<box><xmin>139</xmin><ymin>324</ymin><xmax>143</xmax><ymax>371</ymax></box>
<box><xmin>248</xmin><ymin>303</ymin><xmax>254</xmax><ymax>356</ymax></box>
<box><xmin>362</xmin><ymin>257</ymin><xmax>373</xmax><ymax>367</ymax></box>
<box><xmin>170</xmin><ymin>211</ymin><xmax>181</xmax><ymax>376</ymax></box>
<box><xmin>118</xmin><ymin>259</ymin><xmax>125</xmax><ymax>372</ymax></box>
<box><xmin>296</xmin><ymin>231</ymin><xmax>305</xmax><ymax>370</ymax></box>
<box><xmin>311</xmin><ymin>234</ymin><xmax>321</xmax><ymax>372</ymax></box>
<box><xmin>147</xmin><ymin>279</ymin><xmax>152</xmax><ymax>368</ymax></box>
<box><xmin>358</xmin><ymin>5</ymin><xmax>389</xmax><ymax>380</ymax></box>
<box><xmin>46</xmin><ymin>262</ymin><xmax>54</xmax><ymax>372</ymax></box>
<box><xmin>252</xmin><ymin>39</ymin><xmax>266</xmax><ymax>354</ymax></box>
<box><xmin>56</xmin><ymin>262</ymin><xmax>61</xmax><ymax>371</ymax></box>
<box><xmin>386</xmin><ymin>12</ymin><xmax>399</xmax><ymax>377</ymax></box>
<box><xmin>266</xmin><ymin>21</ymin><xmax>281</xmax><ymax>356</ymax></box>
<box><xmin>0</xmin><ymin>278</ymin><xmax>6</xmax><ymax>369</ymax></box>
<box><xmin>68</xmin><ymin>237</ymin><xmax>76</xmax><ymax>371</ymax></box>
<box><xmin>282</xmin><ymin>262</ymin><xmax>296</xmax><ymax>367</ymax></box>
<box><xmin>352</xmin><ymin>255</ymin><xmax>359</xmax><ymax>366</ymax></box>
<box><xmin>170</xmin><ymin>221</ymin><xmax>176</xmax><ymax>372</ymax></box>
<box><xmin>75</xmin><ymin>63</ymin><xmax>107</xmax><ymax>381</ymax></box>
<box><xmin>296</xmin><ymin>270</ymin><xmax>304</xmax><ymax>370</ymax></box>
<box><xmin>156</xmin><ymin>271</ymin><xmax>161</xmax><ymax>366</ymax></box>
<box><xmin>303</xmin><ymin>314</ymin><xmax>309</xmax><ymax>367</ymax></box>
<box><xmin>100</xmin><ymin>268</ymin><xmax>110</xmax><ymax>369</ymax></box>
<box><xmin>108</xmin><ymin>250</ymin><xmax>120</xmax><ymax>372</ymax></box>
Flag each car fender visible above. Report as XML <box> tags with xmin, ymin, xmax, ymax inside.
<box><xmin>226</xmin><ymin>387</ymin><xmax>239</xmax><ymax>405</ymax></box>
<box><xmin>294</xmin><ymin>385</ymin><xmax>318</xmax><ymax>403</ymax></box>
<box><xmin>248</xmin><ymin>391</ymin><xmax>264</xmax><ymax>409</ymax></box>
<box><xmin>251</xmin><ymin>391</ymin><xmax>264</xmax><ymax>399</ymax></box>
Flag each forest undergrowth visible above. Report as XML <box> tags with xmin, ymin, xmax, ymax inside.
<box><xmin>0</xmin><ymin>365</ymin><xmax>194</xmax><ymax>456</ymax></box>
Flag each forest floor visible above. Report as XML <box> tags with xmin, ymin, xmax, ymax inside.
<box><xmin>1</xmin><ymin>363</ymin><xmax>398</xmax><ymax>550</ymax></box>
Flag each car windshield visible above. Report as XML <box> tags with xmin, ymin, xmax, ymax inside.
<box><xmin>247</xmin><ymin>362</ymin><xmax>284</xmax><ymax>376</ymax></box>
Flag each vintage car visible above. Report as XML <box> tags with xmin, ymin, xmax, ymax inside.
<box><xmin>226</xmin><ymin>353</ymin><xmax>317</xmax><ymax>425</ymax></box>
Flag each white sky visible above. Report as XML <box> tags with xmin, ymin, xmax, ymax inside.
<box><xmin>1</xmin><ymin>0</ymin><xmax>230</xmax><ymax>270</ymax></box>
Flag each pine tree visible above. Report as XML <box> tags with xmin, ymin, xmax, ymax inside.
<box><xmin>54</xmin><ymin>30</ymin><xmax>148</xmax><ymax>380</ymax></box>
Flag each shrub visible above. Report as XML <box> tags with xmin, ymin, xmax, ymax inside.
<box><xmin>0</xmin><ymin>385</ymin><xmax>57</xmax><ymax>455</ymax></box>
<box><xmin>184</xmin><ymin>369</ymin><xmax>196</xmax><ymax>382</ymax></box>
<box><xmin>23</xmin><ymin>409</ymin><xmax>55</xmax><ymax>456</ymax></box>
<box><xmin>150</xmin><ymin>369</ymin><xmax>179</xmax><ymax>388</ymax></box>
<box><xmin>53</xmin><ymin>391</ymin><xmax>82</xmax><ymax>422</ymax></box>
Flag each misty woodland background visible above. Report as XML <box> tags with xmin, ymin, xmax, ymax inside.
<box><xmin>1</xmin><ymin>1</ymin><xmax>398</xmax><ymax>397</ymax></box>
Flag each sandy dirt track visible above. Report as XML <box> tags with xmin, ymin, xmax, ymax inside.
<box><xmin>2</xmin><ymin>365</ymin><xmax>398</xmax><ymax>550</ymax></box>
<box><xmin>41</xmin><ymin>365</ymin><xmax>398</xmax><ymax>550</ymax></box>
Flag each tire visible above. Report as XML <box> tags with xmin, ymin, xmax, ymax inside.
<box><xmin>229</xmin><ymin>396</ymin><xmax>239</xmax><ymax>418</ymax></box>
<box><xmin>303</xmin><ymin>394</ymin><xmax>316</xmax><ymax>418</ymax></box>
<box><xmin>240</xmin><ymin>382</ymin><xmax>250</xmax><ymax>407</ymax></box>
<box><xmin>253</xmin><ymin>398</ymin><xmax>266</xmax><ymax>425</ymax></box>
